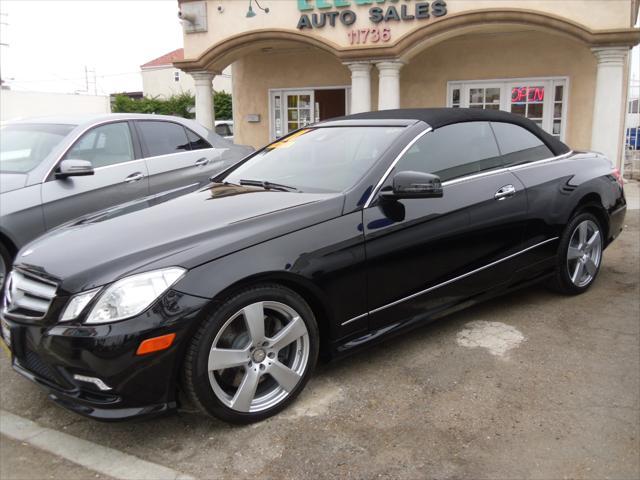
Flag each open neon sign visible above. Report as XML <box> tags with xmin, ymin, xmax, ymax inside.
<box><xmin>511</xmin><ymin>86</ymin><xmax>544</xmax><ymax>103</ymax></box>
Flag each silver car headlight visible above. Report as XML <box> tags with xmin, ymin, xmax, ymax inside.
<box><xmin>63</xmin><ymin>267</ymin><xmax>185</xmax><ymax>325</ymax></box>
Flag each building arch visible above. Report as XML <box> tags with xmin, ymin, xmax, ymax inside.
<box><xmin>175</xmin><ymin>9</ymin><xmax>640</xmax><ymax>71</ymax></box>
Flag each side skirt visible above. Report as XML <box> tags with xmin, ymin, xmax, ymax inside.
<box><xmin>327</xmin><ymin>271</ymin><xmax>554</xmax><ymax>360</ymax></box>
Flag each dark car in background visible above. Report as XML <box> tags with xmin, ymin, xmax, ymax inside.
<box><xmin>0</xmin><ymin>108</ymin><xmax>626</xmax><ymax>424</ymax></box>
<box><xmin>0</xmin><ymin>114</ymin><xmax>253</xmax><ymax>288</ymax></box>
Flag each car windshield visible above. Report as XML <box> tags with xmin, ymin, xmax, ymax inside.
<box><xmin>0</xmin><ymin>123</ymin><xmax>75</xmax><ymax>173</ymax></box>
<box><xmin>224</xmin><ymin>126</ymin><xmax>405</xmax><ymax>192</ymax></box>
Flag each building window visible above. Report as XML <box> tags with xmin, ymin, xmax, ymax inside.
<box><xmin>448</xmin><ymin>77</ymin><xmax>568</xmax><ymax>140</ymax></box>
<box><xmin>630</xmin><ymin>99</ymin><xmax>639</xmax><ymax>114</ymax></box>
<box><xmin>174</xmin><ymin>71</ymin><xmax>180</xmax><ymax>82</ymax></box>
<box><xmin>469</xmin><ymin>86</ymin><xmax>501</xmax><ymax>110</ymax></box>
<box><xmin>451</xmin><ymin>88</ymin><xmax>461</xmax><ymax>108</ymax></box>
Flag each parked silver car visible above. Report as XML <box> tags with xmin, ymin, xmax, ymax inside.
<box><xmin>0</xmin><ymin>113</ymin><xmax>253</xmax><ymax>287</ymax></box>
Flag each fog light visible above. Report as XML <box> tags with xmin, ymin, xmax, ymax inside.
<box><xmin>136</xmin><ymin>333</ymin><xmax>176</xmax><ymax>356</ymax></box>
<box><xmin>73</xmin><ymin>374</ymin><xmax>112</xmax><ymax>391</ymax></box>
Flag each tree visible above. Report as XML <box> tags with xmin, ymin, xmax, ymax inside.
<box><xmin>111</xmin><ymin>93</ymin><xmax>196</xmax><ymax>118</ymax></box>
<box><xmin>214</xmin><ymin>91</ymin><xmax>232</xmax><ymax>120</ymax></box>
<box><xmin>111</xmin><ymin>91</ymin><xmax>233</xmax><ymax>121</ymax></box>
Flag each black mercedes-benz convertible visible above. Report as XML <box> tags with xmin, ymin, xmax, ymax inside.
<box><xmin>1</xmin><ymin>108</ymin><xmax>626</xmax><ymax>423</ymax></box>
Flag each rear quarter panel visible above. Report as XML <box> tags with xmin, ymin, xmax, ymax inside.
<box><xmin>510</xmin><ymin>152</ymin><xmax>624</xmax><ymax>244</ymax></box>
<box><xmin>507</xmin><ymin>151</ymin><xmax>624</xmax><ymax>277</ymax></box>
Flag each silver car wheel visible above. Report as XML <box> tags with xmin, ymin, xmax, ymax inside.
<box><xmin>566</xmin><ymin>219</ymin><xmax>602</xmax><ymax>288</ymax></box>
<box><xmin>207</xmin><ymin>301</ymin><xmax>310</xmax><ymax>413</ymax></box>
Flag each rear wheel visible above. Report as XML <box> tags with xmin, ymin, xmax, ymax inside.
<box><xmin>183</xmin><ymin>284</ymin><xmax>319</xmax><ymax>424</ymax></box>
<box><xmin>550</xmin><ymin>212</ymin><xmax>603</xmax><ymax>295</ymax></box>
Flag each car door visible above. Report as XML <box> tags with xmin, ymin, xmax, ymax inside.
<box><xmin>41</xmin><ymin>121</ymin><xmax>150</xmax><ymax>230</ymax></box>
<box><xmin>363</xmin><ymin>122</ymin><xmax>528</xmax><ymax>331</ymax></box>
<box><xmin>135</xmin><ymin>120</ymin><xmax>224</xmax><ymax>195</ymax></box>
<box><xmin>489</xmin><ymin>121</ymin><xmax>565</xmax><ymax>276</ymax></box>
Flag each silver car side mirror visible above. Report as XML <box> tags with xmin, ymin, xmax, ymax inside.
<box><xmin>55</xmin><ymin>159</ymin><xmax>95</xmax><ymax>179</ymax></box>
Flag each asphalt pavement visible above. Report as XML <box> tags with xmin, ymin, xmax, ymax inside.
<box><xmin>0</xmin><ymin>182</ymin><xmax>638</xmax><ymax>480</ymax></box>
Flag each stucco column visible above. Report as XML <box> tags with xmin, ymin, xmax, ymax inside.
<box><xmin>345</xmin><ymin>62</ymin><xmax>372</xmax><ymax>114</ymax></box>
<box><xmin>191</xmin><ymin>71</ymin><xmax>215</xmax><ymax>130</ymax></box>
<box><xmin>590</xmin><ymin>47</ymin><xmax>628</xmax><ymax>168</ymax></box>
<box><xmin>376</xmin><ymin>61</ymin><xmax>404</xmax><ymax>111</ymax></box>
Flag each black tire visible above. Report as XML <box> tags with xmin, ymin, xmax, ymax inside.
<box><xmin>549</xmin><ymin>211</ymin><xmax>604</xmax><ymax>295</ymax></box>
<box><xmin>0</xmin><ymin>242</ymin><xmax>12</xmax><ymax>293</ymax></box>
<box><xmin>183</xmin><ymin>284</ymin><xmax>319</xmax><ymax>424</ymax></box>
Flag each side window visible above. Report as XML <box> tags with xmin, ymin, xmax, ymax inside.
<box><xmin>395</xmin><ymin>122</ymin><xmax>501</xmax><ymax>182</ymax></box>
<box><xmin>186</xmin><ymin>128</ymin><xmax>213</xmax><ymax>150</ymax></box>
<box><xmin>65</xmin><ymin>122</ymin><xmax>134</xmax><ymax>168</ymax></box>
<box><xmin>491</xmin><ymin>122</ymin><xmax>553</xmax><ymax>166</ymax></box>
<box><xmin>136</xmin><ymin>121</ymin><xmax>191</xmax><ymax>157</ymax></box>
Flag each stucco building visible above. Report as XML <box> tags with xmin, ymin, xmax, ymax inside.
<box><xmin>141</xmin><ymin>48</ymin><xmax>232</xmax><ymax>98</ymax></box>
<box><xmin>175</xmin><ymin>0</ymin><xmax>639</xmax><ymax>169</ymax></box>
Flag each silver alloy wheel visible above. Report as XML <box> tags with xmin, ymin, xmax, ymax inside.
<box><xmin>566</xmin><ymin>219</ymin><xmax>602</xmax><ymax>287</ymax></box>
<box><xmin>207</xmin><ymin>301</ymin><xmax>310</xmax><ymax>413</ymax></box>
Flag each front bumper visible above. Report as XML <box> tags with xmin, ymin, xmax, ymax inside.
<box><xmin>1</xmin><ymin>289</ymin><xmax>209</xmax><ymax>421</ymax></box>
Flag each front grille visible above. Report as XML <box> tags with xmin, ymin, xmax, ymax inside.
<box><xmin>3</xmin><ymin>270</ymin><xmax>58</xmax><ymax>320</ymax></box>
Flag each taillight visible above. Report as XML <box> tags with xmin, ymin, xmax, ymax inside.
<box><xmin>612</xmin><ymin>168</ymin><xmax>624</xmax><ymax>188</ymax></box>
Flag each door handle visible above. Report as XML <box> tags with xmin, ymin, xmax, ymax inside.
<box><xmin>124</xmin><ymin>172</ymin><xmax>144</xmax><ymax>183</ymax></box>
<box><xmin>494</xmin><ymin>184</ymin><xmax>516</xmax><ymax>200</ymax></box>
<box><xmin>194</xmin><ymin>157</ymin><xmax>209</xmax><ymax>167</ymax></box>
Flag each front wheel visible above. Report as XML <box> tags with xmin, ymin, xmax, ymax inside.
<box><xmin>183</xmin><ymin>284</ymin><xmax>319</xmax><ymax>424</ymax></box>
<box><xmin>550</xmin><ymin>212</ymin><xmax>603</xmax><ymax>295</ymax></box>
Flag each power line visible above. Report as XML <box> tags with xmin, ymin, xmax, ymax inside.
<box><xmin>8</xmin><ymin>70</ymin><xmax>141</xmax><ymax>84</ymax></box>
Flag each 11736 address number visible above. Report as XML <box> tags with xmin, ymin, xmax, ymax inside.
<box><xmin>347</xmin><ymin>27</ymin><xmax>391</xmax><ymax>45</ymax></box>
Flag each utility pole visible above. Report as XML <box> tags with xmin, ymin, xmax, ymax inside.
<box><xmin>79</xmin><ymin>65</ymin><xmax>98</xmax><ymax>95</ymax></box>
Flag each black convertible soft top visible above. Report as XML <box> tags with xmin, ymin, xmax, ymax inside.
<box><xmin>338</xmin><ymin>108</ymin><xmax>570</xmax><ymax>156</ymax></box>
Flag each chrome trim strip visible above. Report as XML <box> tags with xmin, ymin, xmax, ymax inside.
<box><xmin>365</xmin><ymin>146</ymin><xmax>574</xmax><ymax>204</ymax></box>
<box><xmin>43</xmin><ymin>118</ymin><xmax>138</xmax><ymax>183</ymax></box>
<box><xmin>442</xmin><ymin>151</ymin><xmax>574</xmax><ymax>187</ymax></box>
<box><xmin>508</xmin><ymin>150</ymin><xmax>574</xmax><ymax>171</ymax></box>
<box><xmin>137</xmin><ymin>147</ymin><xmax>218</xmax><ymax>163</ymax></box>
<box><xmin>42</xmin><ymin>117</ymin><xmax>217</xmax><ymax>182</ymax></box>
<box><xmin>340</xmin><ymin>237</ymin><xmax>559</xmax><ymax>326</ymax></box>
<box><xmin>362</xmin><ymin>127</ymin><xmax>433</xmax><ymax>209</ymax></box>
<box><xmin>340</xmin><ymin>312</ymin><xmax>369</xmax><ymax>327</ymax></box>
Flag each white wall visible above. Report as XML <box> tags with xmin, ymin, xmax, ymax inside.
<box><xmin>0</xmin><ymin>90</ymin><xmax>110</xmax><ymax>122</ymax></box>
<box><xmin>141</xmin><ymin>66</ymin><xmax>232</xmax><ymax>98</ymax></box>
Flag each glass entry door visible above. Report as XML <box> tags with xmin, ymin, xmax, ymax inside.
<box><xmin>270</xmin><ymin>90</ymin><xmax>314</xmax><ymax>140</ymax></box>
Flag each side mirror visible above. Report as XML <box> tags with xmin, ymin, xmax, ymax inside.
<box><xmin>55</xmin><ymin>159</ymin><xmax>95</xmax><ymax>179</ymax></box>
<box><xmin>380</xmin><ymin>171</ymin><xmax>443</xmax><ymax>199</ymax></box>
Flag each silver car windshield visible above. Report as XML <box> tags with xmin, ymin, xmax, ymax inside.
<box><xmin>0</xmin><ymin>123</ymin><xmax>76</xmax><ymax>173</ymax></box>
<box><xmin>224</xmin><ymin>126</ymin><xmax>405</xmax><ymax>193</ymax></box>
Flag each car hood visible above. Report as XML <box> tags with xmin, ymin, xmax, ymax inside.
<box><xmin>0</xmin><ymin>173</ymin><xmax>27</xmax><ymax>193</ymax></box>
<box><xmin>15</xmin><ymin>184</ymin><xmax>344</xmax><ymax>293</ymax></box>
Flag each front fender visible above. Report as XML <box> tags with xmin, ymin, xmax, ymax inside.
<box><xmin>172</xmin><ymin>211</ymin><xmax>368</xmax><ymax>341</ymax></box>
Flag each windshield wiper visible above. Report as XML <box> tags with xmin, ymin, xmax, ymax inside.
<box><xmin>239</xmin><ymin>179</ymin><xmax>299</xmax><ymax>192</ymax></box>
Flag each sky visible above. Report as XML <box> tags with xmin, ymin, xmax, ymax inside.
<box><xmin>0</xmin><ymin>0</ymin><xmax>638</xmax><ymax>97</ymax></box>
<box><xmin>0</xmin><ymin>0</ymin><xmax>183</xmax><ymax>95</ymax></box>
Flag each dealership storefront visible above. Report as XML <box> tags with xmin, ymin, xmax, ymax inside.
<box><xmin>176</xmin><ymin>0</ymin><xmax>639</xmax><ymax>168</ymax></box>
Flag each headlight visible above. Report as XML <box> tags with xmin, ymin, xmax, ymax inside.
<box><xmin>84</xmin><ymin>267</ymin><xmax>185</xmax><ymax>324</ymax></box>
<box><xmin>60</xmin><ymin>288</ymin><xmax>101</xmax><ymax>322</ymax></box>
